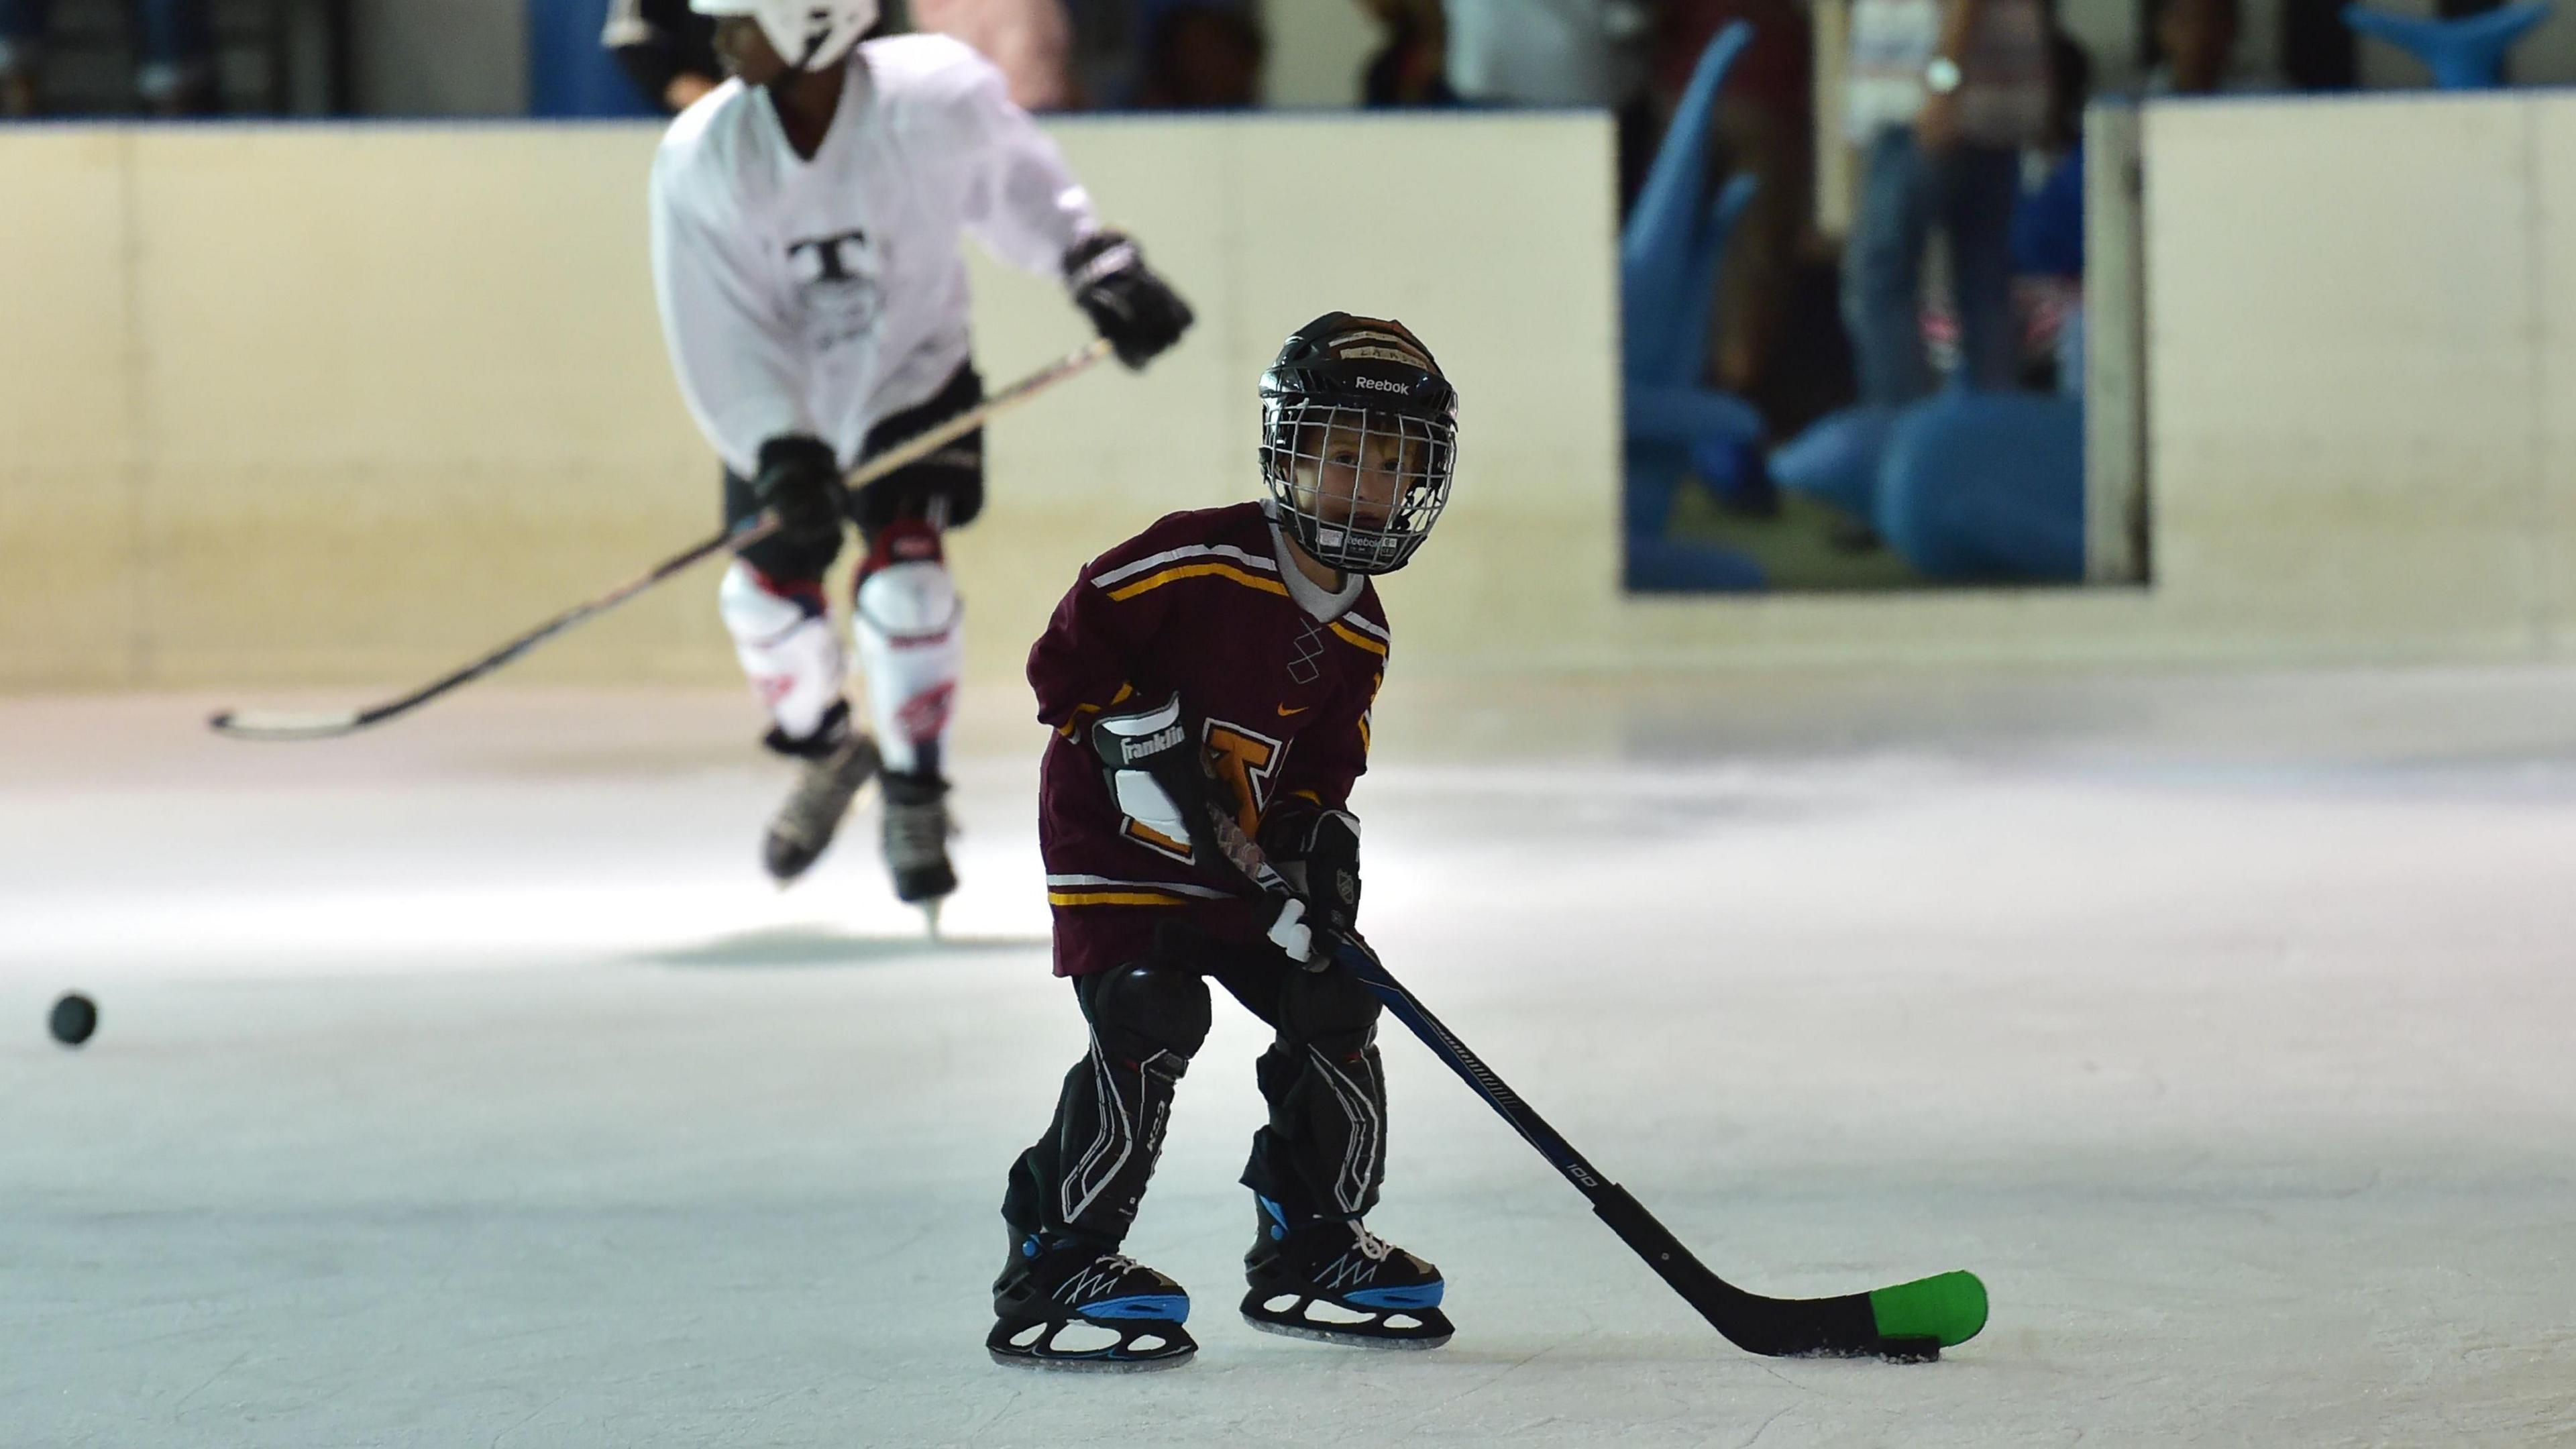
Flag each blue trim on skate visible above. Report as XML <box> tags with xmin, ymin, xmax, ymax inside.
<box><xmin>1080</xmin><ymin>1293</ymin><xmax>1190</xmax><ymax>1322</ymax></box>
<box><xmin>1344</xmin><ymin>1283</ymin><xmax>1445</xmax><ymax>1311</ymax></box>
<box><xmin>1258</xmin><ymin>1195</ymin><xmax>1292</xmax><ymax>1241</ymax></box>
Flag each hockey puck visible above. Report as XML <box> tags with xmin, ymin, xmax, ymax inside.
<box><xmin>49</xmin><ymin>991</ymin><xmax>97</xmax><ymax>1048</ymax></box>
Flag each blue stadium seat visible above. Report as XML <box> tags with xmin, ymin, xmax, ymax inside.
<box><xmin>1620</xmin><ymin>20</ymin><xmax>1768</xmax><ymax>590</ymax></box>
<box><xmin>1876</xmin><ymin>392</ymin><xmax>2085</xmax><ymax>583</ymax></box>
<box><xmin>1771</xmin><ymin>405</ymin><xmax>1898</xmax><ymax>522</ymax></box>
<box><xmin>530</xmin><ymin>0</ymin><xmax>661</xmax><ymax>118</ymax></box>
<box><xmin>2341</xmin><ymin>1</ymin><xmax>2550</xmax><ymax>89</ymax></box>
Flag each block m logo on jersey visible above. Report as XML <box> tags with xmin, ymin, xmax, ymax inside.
<box><xmin>786</xmin><ymin>229</ymin><xmax>883</xmax><ymax>354</ymax></box>
<box><xmin>1117</xmin><ymin>718</ymin><xmax>1289</xmax><ymax>863</ymax></box>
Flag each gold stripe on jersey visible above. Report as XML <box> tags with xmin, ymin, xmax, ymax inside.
<box><xmin>1329</xmin><ymin>621</ymin><xmax>1389</xmax><ymax>657</ymax></box>
<box><xmin>1047</xmin><ymin>890</ymin><xmax>1191</xmax><ymax>908</ymax></box>
<box><xmin>1106</xmin><ymin>562</ymin><xmax>1291</xmax><ymax>603</ymax></box>
<box><xmin>1055</xmin><ymin>681</ymin><xmax>1138</xmax><ymax>739</ymax></box>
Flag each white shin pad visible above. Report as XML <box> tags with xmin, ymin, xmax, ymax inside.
<box><xmin>854</xmin><ymin>557</ymin><xmax>963</xmax><ymax>777</ymax></box>
<box><xmin>718</xmin><ymin>561</ymin><xmax>847</xmax><ymax>745</ymax></box>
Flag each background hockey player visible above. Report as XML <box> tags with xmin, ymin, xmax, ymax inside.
<box><xmin>989</xmin><ymin>314</ymin><xmax>1459</xmax><ymax>1371</ymax></box>
<box><xmin>649</xmin><ymin>0</ymin><xmax>1193</xmax><ymax>918</ymax></box>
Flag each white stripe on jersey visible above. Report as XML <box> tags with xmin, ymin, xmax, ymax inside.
<box><xmin>1044</xmin><ymin>873</ymin><xmax>1234</xmax><ymax>900</ymax></box>
<box><xmin>1089</xmin><ymin>543</ymin><xmax>1279</xmax><ymax>590</ymax></box>
<box><xmin>1336</xmin><ymin>612</ymin><xmax>1391</xmax><ymax>643</ymax></box>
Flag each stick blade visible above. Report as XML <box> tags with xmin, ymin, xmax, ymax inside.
<box><xmin>1869</xmin><ymin>1269</ymin><xmax>1989</xmax><ymax>1349</ymax></box>
<box><xmin>207</xmin><ymin>708</ymin><xmax>368</xmax><ymax>741</ymax></box>
<box><xmin>1715</xmin><ymin>1269</ymin><xmax>1986</xmax><ymax>1360</ymax></box>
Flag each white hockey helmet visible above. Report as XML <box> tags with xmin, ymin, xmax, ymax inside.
<box><xmin>690</xmin><ymin>0</ymin><xmax>879</xmax><ymax>73</ymax></box>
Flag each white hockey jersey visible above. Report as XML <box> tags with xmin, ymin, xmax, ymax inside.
<box><xmin>649</xmin><ymin>34</ymin><xmax>1099</xmax><ymax>478</ymax></box>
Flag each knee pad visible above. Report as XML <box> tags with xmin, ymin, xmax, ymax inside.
<box><xmin>1085</xmin><ymin>960</ymin><xmax>1212</xmax><ymax>1065</ymax></box>
<box><xmin>851</xmin><ymin>453</ymin><xmax>985</xmax><ymax>535</ymax></box>
<box><xmin>853</xmin><ymin>521</ymin><xmax>963</xmax><ymax>776</ymax></box>
<box><xmin>728</xmin><ymin>472</ymin><xmax>849</xmax><ymax>583</ymax></box>
<box><xmin>718</xmin><ymin>561</ymin><xmax>845</xmax><ymax>745</ymax></box>
<box><xmin>1279</xmin><ymin>965</ymin><xmax>1381</xmax><ymax>1055</ymax></box>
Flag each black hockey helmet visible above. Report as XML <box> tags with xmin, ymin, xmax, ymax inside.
<box><xmin>1258</xmin><ymin>313</ymin><xmax>1458</xmax><ymax>576</ymax></box>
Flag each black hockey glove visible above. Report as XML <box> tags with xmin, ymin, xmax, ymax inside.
<box><xmin>749</xmin><ymin>434</ymin><xmax>849</xmax><ymax>549</ymax></box>
<box><xmin>1089</xmin><ymin>693</ymin><xmax>1322</xmax><ymax>966</ymax></box>
<box><xmin>1259</xmin><ymin>807</ymin><xmax>1360</xmax><ymax>946</ymax></box>
<box><xmin>1064</xmin><ymin>230</ymin><xmax>1194</xmax><ymax>370</ymax></box>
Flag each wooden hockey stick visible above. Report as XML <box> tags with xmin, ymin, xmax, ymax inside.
<box><xmin>210</xmin><ymin>339</ymin><xmax>1113</xmax><ymax>742</ymax></box>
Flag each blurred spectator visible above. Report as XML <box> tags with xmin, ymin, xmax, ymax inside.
<box><xmin>1356</xmin><ymin>0</ymin><xmax>1454</xmax><ymax>106</ymax></box>
<box><xmin>2147</xmin><ymin>0</ymin><xmax>2244</xmax><ymax>93</ymax></box>
<box><xmin>602</xmin><ymin>0</ymin><xmax>722</xmax><ymax>113</ymax></box>
<box><xmin>0</xmin><ymin>0</ymin><xmax>215</xmax><ymax>115</ymax></box>
<box><xmin>2010</xmin><ymin>32</ymin><xmax>2088</xmax><ymax>394</ymax></box>
<box><xmin>2277</xmin><ymin>0</ymin><xmax>2355</xmax><ymax>89</ymax></box>
<box><xmin>1446</xmin><ymin>0</ymin><xmax>1646</xmax><ymax>107</ymax></box>
<box><xmin>1134</xmin><ymin>1</ymin><xmax>1263</xmax><ymax>109</ymax></box>
<box><xmin>2040</xmin><ymin>25</ymin><xmax>2088</xmax><ymax>146</ymax></box>
<box><xmin>915</xmin><ymin>0</ymin><xmax>1078</xmax><ymax>109</ymax></box>
<box><xmin>1841</xmin><ymin>0</ymin><xmax>2051</xmax><ymax>405</ymax></box>
<box><xmin>1651</xmin><ymin>0</ymin><xmax>1813</xmax><ymax>401</ymax></box>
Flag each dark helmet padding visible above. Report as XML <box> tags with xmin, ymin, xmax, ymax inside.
<box><xmin>1257</xmin><ymin>313</ymin><xmax>1459</xmax><ymax>576</ymax></box>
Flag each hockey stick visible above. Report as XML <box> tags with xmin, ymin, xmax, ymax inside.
<box><xmin>1334</xmin><ymin>935</ymin><xmax>1988</xmax><ymax>1360</ymax></box>
<box><xmin>1182</xmin><ymin>791</ymin><xmax>1989</xmax><ymax>1360</ymax></box>
<box><xmin>209</xmin><ymin>339</ymin><xmax>1114</xmax><ymax>741</ymax></box>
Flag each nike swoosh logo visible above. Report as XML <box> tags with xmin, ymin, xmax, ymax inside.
<box><xmin>1277</xmin><ymin>704</ymin><xmax>1311</xmax><ymax>717</ymax></box>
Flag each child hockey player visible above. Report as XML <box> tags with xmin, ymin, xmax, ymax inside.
<box><xmin>649</xmin><ymin>0</ymin><xmax>1192</xmax><ymax>919</ymax></box>
<box><xmin>989</xmin><ymin>313</ymin><xmax>1460</xmax><ymax>1370</ymax></box>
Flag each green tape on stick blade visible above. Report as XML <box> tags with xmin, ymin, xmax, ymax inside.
<box><xmin>1868</xmin><ymin>1271</ymin><xmax>1990</xmax><ymax>1348</ymax></box>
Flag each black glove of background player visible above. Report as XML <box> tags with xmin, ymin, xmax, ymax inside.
<box><xmin>1258</xmin><ymin>807</ymin><xmax>1361</xmax><ymax>947</ymax></box>
<box><xmin>750</xmin><ymin>435</ymin><xmax>848</xmax><ymax>549</ymax></box>
<box><xmin>1065</xmin><ymin>230</ymin><xmax>1194</xmax><ymax>370</ymax></box>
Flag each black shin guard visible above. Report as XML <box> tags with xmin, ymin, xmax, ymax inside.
<box><xmin>1005</xmin><ymin>961</ymin><xmax>1213</xmax><ymax>1244</ymax></box>
<box><xmin>1240</xmin><ymin>964</ymin><xmax>1389</xmax><ymax>1220</ymax></box>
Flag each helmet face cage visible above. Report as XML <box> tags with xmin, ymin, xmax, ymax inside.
<box><xmin>1261</xmin><ymin>400</ymin><xmax>1457</xmax><ymax>576</ymax></box>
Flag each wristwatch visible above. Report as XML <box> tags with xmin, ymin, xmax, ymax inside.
<box><xmin>1925</xmin><ymin>55</ymin><xmax>1964</xmax><ymax>95</ymax></box>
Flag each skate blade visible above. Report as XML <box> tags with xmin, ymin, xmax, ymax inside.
<box><xmin>920</xmin><ymin>900</ymin><xmax>942</xmax><ymax>941</ymax></box>
<box><xmin>987</xmin><ymin>1345</ymin><xmax>1195</xmax><ymax>1373</ymax></box>
<box><xmin>1240</xmin><ymin>1311</ymin><xmax>1452</xmax><ymax>1350</ymax></box>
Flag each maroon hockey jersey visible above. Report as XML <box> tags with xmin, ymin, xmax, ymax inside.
<box><xmin>1028</xmin><ymin>502</ymin><xmax>1390</xmax><ymax>976</ymax></box>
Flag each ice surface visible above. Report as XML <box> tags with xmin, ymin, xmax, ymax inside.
<box><xmin>5</xmin><ymin>670</ymin><xmax>2574</xmax><ymax>1446</ymax></box>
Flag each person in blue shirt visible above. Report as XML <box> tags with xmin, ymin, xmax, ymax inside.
<box><xmin>1</xmin><ymin>0</ymin><xmax>215</xmax><ymax>115</ymax></box>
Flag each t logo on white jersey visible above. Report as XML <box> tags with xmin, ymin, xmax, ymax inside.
<box><xmin>786</xmin><ymin>229</ymin><xmax>883</xmax><ymax>354</ymax></box>
<box><xmin>788</xmin><ymin>229</ymin><xmax>870</xmax><ymax>283</ymax></box>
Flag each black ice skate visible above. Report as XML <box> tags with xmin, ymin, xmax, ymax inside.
<box><xmin>988</xmin><ymin>1231</ymin><xmax>1196</xmax><ymax>1371</ymax></box>
<box><xmin>879</xmin><ymin>769</ymin><xmax>957</xmax><ymax>922</ymax></box>
<box><xmin>761</xmin><ymin>720</ymin><xmax>880</xmax><ymax>885</ymax></box>
<box><xmin>1241</xmin><ymin>1196</ymin><xmax>1452</xmax><ymax>1349</ymax></box>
